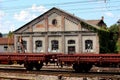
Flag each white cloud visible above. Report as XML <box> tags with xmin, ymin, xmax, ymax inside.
<box><xmin>104</xmin><ymin>12</ymin><xmax>114</xmax><ymax>17</ymax></box>
<box><xmin>30</xmin><ymin>4</ymin><xmax>48</xmax><ymax>13</ymax></box>
<box><xmin>14</xmin><ymin>10</ymin><xmax>37</xmax><ymax>22</ymax></box>
<box><xmin>0</xmin><ymin>10</ymin><xmax>15</xmax><ymax>33</ymax></box>
<box><xmin>0</xmin><ymin>10</ymin><xmax>5</xmax><ymax>20</ymax></box>
<box><xmin>14</xmin><ymin>5</ymin><xmax>47</xmax><ymax>22</ymax></box>
<box><xmin>0</xmin><ymin>21</ymin><xmax>15</xmax><ymax>33</ymax></box>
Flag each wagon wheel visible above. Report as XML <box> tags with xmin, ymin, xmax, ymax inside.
<box><xmin>73</xmin><ymin>63</ymin><xmax>83</xmax><ymax>72</ymax></box>
<box><xmin>35</xmin><ymin>62</ymin><xmax>43</xmax><ymax>71</ymax></box>
<box><xmin>83</xmin><ymin>64</ymin><xmax>92</xmax><ymax>72</ymax></box>
<box><xmin>24</xmin><ymin>62</ymin><xmax>33</xmax><ymax>71</ymax></box>
<box><xmin>73</xmin><ymin>63</ymin><xmax>92</xmax><ymax>73</ymax></box>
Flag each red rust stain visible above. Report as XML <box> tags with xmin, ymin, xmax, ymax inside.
<box><xmin>49</xmin><ymin>25</ymin><xmax>54</xmax><ymax>27</ymax></box>
<box><xmin>36</xmin><ymin>24</ymin><xmax>44</xmax><ymax>28</ymax></box>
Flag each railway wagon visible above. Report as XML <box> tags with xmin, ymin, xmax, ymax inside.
<box><xmin>0</xmin><ymin>52</ymin><xmax>47</xmax><ymax>70</ymax></box>
<box><xmin>0</xmin><ymin>52</ymin><xmax>120</xmax><ymax>72</ymax></box>
<box><xmin>57</xmin><ymin>53</ymin><xmax>120</xmax><ymax>72</ymax></box>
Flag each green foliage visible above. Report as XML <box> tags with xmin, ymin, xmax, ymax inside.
<box><xmin>98</xmin><ymin>30</ymin><xmax>115</xmax><ymax>53</ymax></box>
<box><xmin>108</xmin><ymin>24</ymin><xmax>119</xmax><ymax>33</ymax></box>
<box><xmin>109</xmin><ymin>24</ymin><xmax>120</xmax><ymax>52</ymax></box>
<box><xmin>81</xmin><ymin>21</ymin><xmax>118</xmax><ymax>53</ymax></box>
<box><xmin>8</xmin><ymin>31</ymin><xmax>13</xmax><ymax>38</ymax></box>
<box><xmin>116</xmin><ymin>41</ymin><xmax>120</xmax><ymax>52</ymax></box>
<box><xmin>95</xmin><ymin>23</ymin><xmax>120</xmax><ymax>53</ymax></box>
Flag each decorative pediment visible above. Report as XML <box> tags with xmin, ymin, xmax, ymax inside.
<box><xmin>14</xmin><ymin>7</ymin><xmax>100</xmax><ymax>34</ymax></box>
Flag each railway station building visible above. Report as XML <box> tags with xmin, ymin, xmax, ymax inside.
<box><xmin>14</xmin><ymin>7</ymin><xmax>106</xmax><ymax>54</ymax></box>
<box><xmin>0</xmin><ymin>38</ymin><xmax>14</xmax><ymax>52</ymax></box>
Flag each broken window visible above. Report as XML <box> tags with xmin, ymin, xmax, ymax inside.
<box><xmin>35</xmin><ymin>40</ymin><xmax>42</xmax><ymax>52</ymax></box>
<box><xmin>85</xmin><ymin>40</ymin><xmax>93</xmax><ymax>52</ymax></box>
<box><xmin>51</xmin><ymin>40</ymin><xmax>59</xmax><ymax>50</ymax></box>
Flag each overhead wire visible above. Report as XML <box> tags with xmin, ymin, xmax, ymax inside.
<box><xmin>2</xmin><ymin>5</ymin><xmax>120</xmax><ymax>14</ymax></box>
<box><xmin>0</xmin><ymin>0</ymin><xmax>120</xmax><ymax>14</ymax></box>
<box><xmin>1</xmin><ymin>0</ymin><xmax>119</xmax><ymax>10</ymax></box>
<box><xmin>0</xmin><ymin>0</ymin><xmax>108</xmax><ymax>4</ymax></box>
<box><xmin>0</xmin><ymin>0</ymin><xmax>119</xmax><ymax>27</ymax></box>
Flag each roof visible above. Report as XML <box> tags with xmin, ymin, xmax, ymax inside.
<box><xmin>87</xmin><ymin>20</ymin><xmax>101</xmax><ymax>26</ymax></box>
<box><xmin>14</xmin><ymin>7</ymin><xmax>100</xmax><ymax>33</ymax></box>
<box><xmin>0</xmin><ymin>38</ymin><xmax>14</xmax><ymax>45</ymax></box>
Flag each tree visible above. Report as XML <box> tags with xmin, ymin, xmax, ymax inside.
<box><xmin>116</xmin><ymin>19</ymin><xmax>120</xmax><ymax>53</ymax></box>
<box><xmin>109</xmin><ymin>24</ymin><xmax>119</xmax><ymax>33</ymax></box>
<box><xmin>8</xmin><ymin>31</ymin><xmax>13</xmax><ymax>38</ymax></box>
<box><xmin>108</xmin><ymin>24</ymin><xmax>119</xmax><ymax>53</ymax></box>
<box><xmin>0</xmin><ymin>32</ymin><xmax>2</xmax><ymax>37</ymax></box>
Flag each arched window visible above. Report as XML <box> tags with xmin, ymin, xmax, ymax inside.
<box><xmin>68</xmin><ymin>40</ymin><xmax>75</xmax><ymax>44</ymax></box>
<box><xmin>23</xmin><ymin>40</ymin><xmax>27</xmax><ymax>50</ymax></box>
<box><xmin>51</xmin><ymin>40</ymin><xmax>59</xmax><ymax>50</ymax></box>
<box><xmin>35</xmin><ymin>40</ymin><xmax>42</xmax><ymax>52</ymax></box>
<box><xmin>52</xmin><ymin>19</ymin><xmax>57</xmax><ymax>26</ymax></box>
<box><xmin>85</xmin><ymin>40</ymin><xmax>93</xmax><ymax>50</ymax></box>
<box><xmin>68</xmin><ymin>40</ymin><xmax>76</xmax><ymax>54</ymax></box>
<box><xmin>35</xmin><ymin>40</ymin><xmax>42</xmax><ymax>48</ymax></box>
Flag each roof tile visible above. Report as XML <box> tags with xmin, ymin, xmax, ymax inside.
<box><xmin>0</xmin><ymin>38</ymin><xmax>14</xmax><ymax>45</ymax></box>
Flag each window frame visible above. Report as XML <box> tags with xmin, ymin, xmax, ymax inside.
<box><xmin>85</xmin><ymin>40</ymin><xmax>93</xmax><ymax>50</ymax></box>
<box><xmin>68</xmin><ymin>40</ymin><xmax>75</xmax><ymax>44</ymax></box>
<box><xmin>51</xmin><ymin>40</ymin><xmax>59</xmax><ymax>50</ymax></box>
<box><xmin>35</xmin><ymin>40</ymin><xmax>42</xmax><ymax>48</ymax></box>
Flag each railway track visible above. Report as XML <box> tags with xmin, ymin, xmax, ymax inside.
<box><xmin>0</xmin><ymin>70</ymin><xmax>120</xmax><ymax>80</ymax></box>
<box><xmin>0</xmin><ymin>65</ymin><xmax>120</xmax><ymax>80</ymax></box>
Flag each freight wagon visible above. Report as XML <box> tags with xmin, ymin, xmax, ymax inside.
<box><xmin>0</xmin><ymin>52</ymin><xmax>120</xmax><ymax>72</ymax></box>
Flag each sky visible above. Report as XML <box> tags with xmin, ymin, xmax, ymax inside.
<box><xmin>0</xmin><ymin>0</ymin><xmax>120</xmax><ymax>33</ymax></box>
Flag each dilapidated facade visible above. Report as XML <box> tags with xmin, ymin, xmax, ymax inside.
<box><xmin>14</xmin><ymin>7</ymin><xmax>100</xmax><ymax>54</ymax></box>
<box><xmin>0</xmin><ymin>38</ymin><xmax>14</xmax><ymax>52</ymax></box>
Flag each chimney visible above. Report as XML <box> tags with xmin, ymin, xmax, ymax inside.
<box><xmin>101</xmin><ymin>16</ymin><xmax>104</xmax><ymax>20</ymax></box>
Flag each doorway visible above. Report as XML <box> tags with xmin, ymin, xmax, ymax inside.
<box><xmin>68</xmin><ymin>46</ymin><xmax>75</xmax><ymax>54</ymax></box>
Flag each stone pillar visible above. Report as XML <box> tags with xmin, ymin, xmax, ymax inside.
<box><xmin>29</xmin><ymin>35</ymin><xmax>33</xmax><ymax>53</ymax></box>
<box><xmin>29</xmin><ymin>27</ymin><xmax>33</xmax><ymax>53</ymax></box>
<box><xmin>45</xmin><ymin>15</ymin><xmax>48</xmax><ymax>31</ymax></box>
<box><xmin>61</xmin><ymin>15</ymin><xmax>65</xmax><ymax>54</ymax></box>
<box><xmin>78</xmin><ymin>34</ymin><xmax>82</xmax><ymax>53</ymax></box>
<box><xmin>45</xmin><ymin>35</ymin><xmax>48</xmax><ymax>53</ymax></box>
<box><xmin>62</xmin><ymin>35</ymin><xmax>65</xmax><ymax>53</ymax></box>
<box><xmin>78</xmin><ymin>22</ymin><xmax>81</xmax><ymax>31</ymax></box>
<box><xmin>44</xmin><ymin>15</ymin><xmax>49</xmax><ymax>53</ymax></box>
<box><xmin>14</xmin><ymin>35</ymin><xmax>19</xmax><ymax>53</ymax></box>
<box><xmin>61</xmin><ymin>15</ymin><xmax>65</xmax><ymax>31</ymax></box>
<box><xmin>78</xmin><ymin>23</ymin><xmax>82</xmax><ymax>53</ymax></box>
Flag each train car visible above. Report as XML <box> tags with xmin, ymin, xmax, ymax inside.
<box><xmin>0</xmin><ymin>52</ymin><xmax>46</xmax><ymax>70</ymax></box>
<box><xmin>57</xmin><ymin>53</ymin><xmax>120</xmax><ymax>72</ymax></box>
<box><xmin>0</xmin><ymin>52</ymin><xmax>120</xmax><ymax>72</ymax></box>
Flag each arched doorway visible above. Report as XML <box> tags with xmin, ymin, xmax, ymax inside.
<box><xmin>68</xmin><ymin>40</ymin><xmax>75</xmax><ymax>54</ymax></box>
<box><xmin>51</xmin><ymin>40</ymin><xmax>59</xmax><ymax>52</ymax></box>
